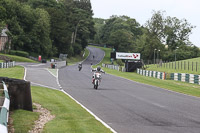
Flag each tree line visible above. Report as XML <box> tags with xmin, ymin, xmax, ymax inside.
<box><xmin>0</xmin><ymin>0</ymin><xmax>94</xmax><ymax>58</ymax></box>
<box><xmin>92</xmin><ymin>11</ymin><xmax>200</xmax><ymax>61</ymax></box>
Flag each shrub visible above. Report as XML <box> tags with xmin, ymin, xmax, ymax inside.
<box><xmin>9</xmin><ymin>50</ymin><xmax>16</xmax><ymax>55</ymax></box>
<box><xmin>116</xmin><ymin>59</ymin><xmax>124</xmax><ymax>66</ymax></box>
<box><xmin>9</xmin><ymin>50</ymin><xmax>29</xmax><ymax>57</ymax></box>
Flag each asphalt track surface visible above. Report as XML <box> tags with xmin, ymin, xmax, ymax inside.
<box><xmin>59</xmin><ymin>46</ymin><xmax>200</xmax><ymax>133</ymax></box>
<box><xmin>16</xmin><ymin>62</ymin><xmax>61</xmax><ymax>89</ymax></box>
<box><xmin>20</xmin><ymin>46</ymin><xmax>200</xmax><ymax>133</ymax></box>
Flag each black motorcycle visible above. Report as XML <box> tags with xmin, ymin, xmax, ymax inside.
<box><xmin>78</xmin><ymin>64</ymin><xmax>82</xmax><ymax>71</ymax></box>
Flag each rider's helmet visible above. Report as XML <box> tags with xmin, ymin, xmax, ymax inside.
<box><xmin>97</xmin><ymin>66</ymin><xmax>101</xmax><ymax>71</ymax></box>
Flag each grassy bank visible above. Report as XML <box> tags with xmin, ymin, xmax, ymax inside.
<box><xmin>0</xmin><ymin>53</ymin><xmax>37</xmax><ymax>63</ymax></box>
<box><xmin>32</xmin><ymin>86</ymin><xmax>112</xmax><ymax>133</ymax></box>
<box><xmin>0</xmin><ymin>66</ymin><xmax>24</xmax><ymax>79</ymax></box>
<box><xmin>0</xmin><ymin>66</ymin><xmax>39</xmax><ymax>133</ymax></box>
<box><xmin>95</xmin><ymin>46</ymin><xmax>200</xmax><ymax>97</ymax></box>
<box><xmin>67</xmin><ymin>48</ymin><xmax>90</xmax><ymax>65</ymax></box>
<box><xmin>146</xmin><ymin>57</ymin><xmax>200</xmax><ymax>75</ymax></box>
<box><xmin>89</xmin><ymin>45</ymin><xmax>114</xmax><ymax>66</ymax></box>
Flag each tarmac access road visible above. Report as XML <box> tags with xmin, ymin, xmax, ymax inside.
<box><xmin>59</xmin><ymin>46</ymin><xmax>200</xmax><ymax>133</ymax></box>
<box><xmin>16</xmin><ymin>61</ymin><xmax>61</xmax><ymax>89</ymax></box>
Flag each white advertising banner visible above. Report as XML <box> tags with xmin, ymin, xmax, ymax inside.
<box><xmin>116</xmin><ymin>52</ymin><xmax>140</xmax><ymax>60</ymax></box>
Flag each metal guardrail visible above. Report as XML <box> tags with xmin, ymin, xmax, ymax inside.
<box><xmin>137</xmin><ymin>69</ymin><xmax>166</xmax><ymax>80</ymax></box>
<box><xmin>0</xmin><ymin>61</ymin><xmax>15</xmax><ymax>68</ymax></box>
<box><xmin>0</xmin><ymin>81</ymin><xmax>10</xmax><ymax>133</ymax></box>
<box><xmin>102</xmin><ymin>63</ymin><xmax>126</xmax><ymax>72</ymax></box>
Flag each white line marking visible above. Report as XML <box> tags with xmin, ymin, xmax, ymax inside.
<box><xmin>56</xmin><ymin>69</ymin><xmax>62</xmax><ymax>89</ymax></box>
<box><xmin>61</xmin><ymin>89</ymin><xmax>117</xmax><ymax>133</ymax></box>
<box><xmin>23</xmin><ymin>66</ymin><xmax>27</xmax><ymax>81</ymax></box>
<box><xmin>46</xmin><ymin>68</ymin><xmax>57</xmax><ymax>78</ymax></box>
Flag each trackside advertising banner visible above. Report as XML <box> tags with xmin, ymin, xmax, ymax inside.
<box><xmin>116</xmin><ymin>52</ymin><xmax>140</xmax><ymax>60</ymax></box>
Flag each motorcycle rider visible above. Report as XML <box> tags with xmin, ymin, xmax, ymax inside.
<box><xmin>78</xmin><ymin>63</ymin><xmax>82</xmax><ymax>71</ymax></box>
<box><xmin>91</xmin><ymin>66</ymin><xmax>105</xmax><ymax>84</ymax></box>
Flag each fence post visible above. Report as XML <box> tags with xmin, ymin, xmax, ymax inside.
<box><xmin>192</xmin><ymin>62</ymin><xmax>193</xmax><ymax>71</ymax></box>
<box><xmin>188</xmin><ymin>61</ymin><xmax>189</xmax><ymax>71</ymax></box>
<box><xmin>178</xmin><ymin>61</ymin><xmax>179</xmax><ymax>70</ymax></box>
<box><xmin>181</xmin><ymin>61</ymin><xmax>182</xmax><ymax>70</ymax></box>
<box><xmin>184</xmin><ymin>61</ymin><xmax>185</xmax><ymax>70</ymax></box>
<box><xmin>197</xmin><ymin>62</ymin><xmax>198</xmax><ymax>72</ymax></box>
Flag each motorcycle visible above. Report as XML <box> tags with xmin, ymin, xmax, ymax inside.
<box><xmin>78</xmin><ymin>64</ymin><xmax>82</xmax><ymax>71</ymax></box>
<box><xmin>92</xmin><ymin>71</ymin><xmax>105</xmax><ymax>89</ymax></box>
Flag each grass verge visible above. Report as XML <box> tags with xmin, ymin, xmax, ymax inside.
<box><xmin>104</xmin><ymin>67</ymin><xmax>200</xmax><ymax>97</ymax></box>
<box><xmin>0</xmin><ymin>66</ymin><xmax>24</xmax><ymax>79</ymax></box>
<box><xmin>0</xmin><ymin>53</ymin><xmax>37</xmax><ymax>63</ymax></box>
<box><xmin>0</xmin><ymin>66</ymin><xmax>39</xmax><ymax>133</ymax></box>
<box><xmin>89</xmin><ymin>45</ymin><xmax>115</xmax><ymax>66</ymax></box>
<box><xmin>31</xmin><ymin>86</ymin><xmax>112</xmax><ymax>133</ymax></box>
<box><xmin>146</xmin><ymin>57</ymin><xmax>200</xmax><ymax>75</ymax></box>
<box><xmin>67</xmin><ymin>48</ymin><xmax>90</xmax><ymax>65</ymax></box>
<box><xmin>11</xmin><ymin>109</ymin><xmax>39</xmax><ymax>133</ymax></box>
<box><xmin>94</xmin><ymin>46</ymin><xmax>200</xmax><ymax>98</ymax></box>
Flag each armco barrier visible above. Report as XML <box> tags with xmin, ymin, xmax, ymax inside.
<box><xmin>137</xmin><ymin>69</ymin><xmax>200</xmax><ymax>85</ymax></box>
<box><xmin>137</xmin><ymin>69</ymin><xmax>166</xmax><ymax>80</ymax></box>
<box><xmin>0</xmin><ymin>81</ymin><xmax>10</xmax><ymax>133</ymax></box>
<box><xmin>0</xmin><ymin>61</ymin><xmax>15</xmax><ymax>68</ymax></box>
<box><xmin>102</xmin><ymin>63</ymin><xmax>124</xmax><ymax>72</ymax></box>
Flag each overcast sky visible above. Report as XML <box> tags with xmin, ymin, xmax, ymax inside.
<box><xmin>91</xmin><ymin>0</ymin><xmax>200</xmax><ymax>47</ymax></box>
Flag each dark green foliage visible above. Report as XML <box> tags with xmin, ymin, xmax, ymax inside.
<box><xmin>0</xmin><ymin>0</ymin><xmax>94</xmax><ymax>58</ymax></box>
<box><xmin>116</xmin><ymin>59</ymin><xmax>123</xmax><ymax>66</ymax></box>
<box><xmin>96</xmin><ymin>15</ymin><xmax>142</xmax><ymax>52</ymax></box>
<box><xmin>9</xmin><ymin>50</ymin><xmax>29</xmax><ymax>57</ymax></box>
<box><xmin>92</xmin><ymin>11</ymin><xmax>199</xmax><ymax>61</ymax></box>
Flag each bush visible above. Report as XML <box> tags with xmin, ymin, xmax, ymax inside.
<box><xmin>116</xmin><ymin>59</ymin><xmax>124</xmax><ymax>66</ymax></box>
<box><xmin>9</xmin><ymin>50</ymin><xmax>29</xmax><ymax>57</ymax></box>
<box><xmin>73</xmin><ymin>43</ymin><xmax>82</xmax><ymax>55</ymax></box>
<box><xmin>9</xmin><ymin>50</ymin><xmax>16</xmax><ymax>55</ymax></box>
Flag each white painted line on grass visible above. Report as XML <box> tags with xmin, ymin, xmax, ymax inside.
<box><xmin>46</xmin><ymin>68</ymin><xmax>57</xmax><ymax>78</ymax></box>
<box><xmin>60</xmin><ymin>89</ymin><xmax>117</xmax><ymax>133</ymax></box>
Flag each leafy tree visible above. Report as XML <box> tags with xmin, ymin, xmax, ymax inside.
<box><xmin>100</xmin><ymin>15</ymin><xmax>141</xmax><ymax>51</ymax></box>
<box><xmin>144</xmin><ymin>10</ymin><xmax>197</xmax><ymax>60</ymax></box>
<box><xmin>108</xmin><ymin>29</ymin><xmax>134</xmax><ymax>52</ymax></box>
<box><xmin>164</xmin><ymin>16</ymin><xmax>195</xmax><ymax>50</ymax></box>
<box><xmin>93</xmin><ymin>18</ymin><xmax>105</xmax><ymax>44</ymax></box>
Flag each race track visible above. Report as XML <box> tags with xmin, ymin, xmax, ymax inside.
<box><xmin>59</xmin><ymin>46</ymin><xmax>200</xmax><ymax>133</ymax></box>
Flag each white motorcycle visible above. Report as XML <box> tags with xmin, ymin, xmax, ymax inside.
<box><xmin>92</xmin><ymin>70</ymin><xmax>105</xmax><ymax>89</ymax></box>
